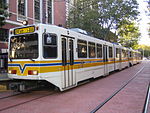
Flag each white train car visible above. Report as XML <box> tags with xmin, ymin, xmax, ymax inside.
<box><xmin>121</xmin><ymin>47</ymin><xmax>129</xmax><ymax>69</ymax></box>
<box><xmin>8</xmin><ymin>24</ymin><xmax>141</xmax><ymax>91</ymax></box>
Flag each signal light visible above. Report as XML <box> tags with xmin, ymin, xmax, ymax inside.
<box><xmin>28</xmin><ymin>70</ymin><xmax>38</xmax><ymax>75</ymax></box>
<box><xmin>22</xmin><ymin>20</ymin><xmax>28</xmax><ymax>25</ymax></box>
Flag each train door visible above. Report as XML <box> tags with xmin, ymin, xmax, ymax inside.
<box><xmin>103</xmin><ymin>45</ymin><xmax>109</xmax><ymax>75</ymax></box>
<box><xmin>61</xmin><ymin>36</ymin><xmax>76</xmax><ymax>89</ymax></box>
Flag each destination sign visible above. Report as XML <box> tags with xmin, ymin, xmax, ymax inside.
<box><xmin>14</xmin><ymin>26</ymin><xmax>35</xmax><ymax>35</ymax></box>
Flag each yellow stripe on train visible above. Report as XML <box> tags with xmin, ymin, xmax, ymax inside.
<box><xmin>8</xmin><ymin>58</ymin><xmax>138</xmax><ymax>76</ymax></box>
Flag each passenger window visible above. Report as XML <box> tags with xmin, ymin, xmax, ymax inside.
<box><xmin>130</xmin><ymin>51</ymin><xmax>132</xmax><ymax>57</ymax></box>
<box><xmin>77</xmin><ymin>39</ymin><xmax>87</xmax><ymax>58</ymax></box>
<box><xmin>43</xmin><ymin>33</ymin><xmax>57</xmax><ymax>58</ymax></box>
<box><xmin>88</xmin><ymin>42</ymin><xmax>96</xmax><ymax>58</ymax></box>
<box><xmin>126</xmin><ymin>50</ymin><xmax>129</xmax><ymax>57</ymax></box>
<box><xmin>122</xmin><ymin>50</ymin><xmax>126</xmax><ymax>58</ymax></box>
<box><xmin>125</xmin><ymin>50</ymin><xmax>126</xmax><ymax>57</ymax></box>
<box><xmin>109</xmin><ymin>47</ymin><xmax>113</xmax><ymax>58</ymax></box>
<box><xmin>97</xmin><ymin>44</ymin><xmax>102</xmax><ymax>58</ymax></box>
<box><xmin>116</xmin><ymin>48</ymin><xmax>119</xmax><ymax>58</ymax></box>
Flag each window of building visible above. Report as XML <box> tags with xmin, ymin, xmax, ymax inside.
<box><xmin>43</xmin><ymin>33</ymin><xmax>57</xmax><ymax>58</ymax></box>
<box><xmin>34</xmin><ymin>0</ymin><xmax>40</xmax><ymax>21</ymax></box>
<box><xmin>97</xmin><ymin>44</ymin><xmax>102</xmax><ymax>58</ymax></box>
<box><xmin>18</xmin><ymin>0</ymin><xmax>27</xmax><ymax>20</ymax></box>
<box><xmin>88</xmin><ymin>42</ymin><xmax>96</xmax><ymax>58</ymax></box>
<box><xmin>47</xmin><ymin>0</ymin><xmax>52</xmax><ymax>24</ymax></box>
<box><xmin>0</xmin><ymin>28</ymin><xmax>9</xmax><ymax>42</ymax></box>
<box><xmin>77</xmin><ymin>39</ymin><xmax>87</xmax><ymax>58</ymax></box>
<box><xmin>109</xmin><ymin>46</ymin><xmax>113</xmax><ymax>58</ymax></box>
<box><xmin>0</xmin><ymin>0</ymin><xmax>7</xmax><ymax>9</ymax></box>
<box><xmin>0</xmin><ymin>0</ymin><xmax>9</xmax><ymax>19</ymax></box>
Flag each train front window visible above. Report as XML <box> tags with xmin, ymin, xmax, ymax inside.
<box><xmin>9</xmin><ymin>33</ymin><xmax>38</xmax><ymax>59</ymax></box>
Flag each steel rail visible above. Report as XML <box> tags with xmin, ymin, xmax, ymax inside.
<box><xmin>0</xmin><ymin>91</ymin><xmax>56</xmax><ymax>112</ymax></box>
<box><xmin>142</xmin><ymin>82</ymin><xmax>150</xmax><ymax>113</ymax></box>
<box><xmin>90</xmin><ymin>66</ymin><xmax>145</xmax><ymax>113</ymax></box>
<box><xmin>0</xmin><ymin>85</ymin><xmax>43</xmax><ymax>100</ymax></box>
<box><xmin>0</xmin><ymin>91</ymin><xmax>23</xmax><ymax>100</ymax></box>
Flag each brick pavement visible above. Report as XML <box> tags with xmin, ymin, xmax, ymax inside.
<box><xmin>0</xmin><ymin>61</ymin><xmax>149</xmax><ymax>113</ymax></box>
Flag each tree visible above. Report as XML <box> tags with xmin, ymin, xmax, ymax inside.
<box><xmin>67</xmin><ymin>0</ymin><xmax>101</xmax><ymax>38</ymax></box>
<box><xmin>67</xmin><ymin>0</ymin><xmax>139</xmax><ymax>43</ymax></box>
<box><xmin>144</xmin><ymin>0</ymin><xmax>150</xmax><ymax>37</ymax></box>
<box><xmin>98</xmin><ymin>0</ymin><xmax>139</xmax><ymax>41</ymax></box>
<box><xmin>117</xmin><ymin>20</ymin><xmax>141</xmax><ymax>49</ymax></box>
<box><xmin>147</xmin><ymin>0</ymin><xmax>150</xmax><ymax>37</ymax></box>
<box><xmin>146</xmin><ymin>0</ymin><xmax>150</xmax><ymax>16</ymax></box>
<box><xmin>0</xmin><ymin>0</ymin><xmax>9</xmax><ymax>27</ymax></box>
<box><xmin>138</xmin><ymin>44</ymin><xmax>150</xmax><ymax>58</ymax></box>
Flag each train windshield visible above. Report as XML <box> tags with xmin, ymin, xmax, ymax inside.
<box><xmin>9</xmin><ymin>33</ymin><xmax>38</xmax><ymax>59</ymax></box>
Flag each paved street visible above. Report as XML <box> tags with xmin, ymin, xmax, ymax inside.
<box><xmin>0</xmin><ymin>61</ymin><xmax>149</xmax><ymax>113</ymax></box>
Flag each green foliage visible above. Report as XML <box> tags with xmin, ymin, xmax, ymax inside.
<box><xmin>117</xmin><ymin>20</ymin><xmax>141</xmax><ymax>48</ymax></box>
<box><xmin>148</xmin><ymin>27</ymin><xmax>150</xmax><ymax>39</ymax></box>
<box><xmin>98</xmin><ymin>0</ymin><xmax>139</xmax><ymax>28</ymax></box>
<box><xmin>0</xmin><ymin>0</ymin><xmax>9</xmax><ymax>27</ymax></box>
<box><xmin>98</xmin><ymin>0</ymin><xmax>139</xmax><ymax>41</ymax></box>
<box><xmin>145</xmin><ymin>0</ymin><xmax>150</xmax><ymax>37</ymax></box>
<box><xmin>67</xmin><ymin>0</ymin><xmax>139</xmax><ymax>44</ymax></box>
<box><xmin>138</xmin><ymin>44</ymin><xmax>150</xmax><ymax>57</ymax></box>
<box><xmin>67</xmin><ymin>0</ymin><xmax>101</xmax><ymax>38</ymax></box>
<box><xmin>147</xmin><ymin>0</ymin><xmax>150</xmax><ymax>16</ymax></box>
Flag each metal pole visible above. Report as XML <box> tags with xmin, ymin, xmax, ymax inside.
<box><xmin>143</xmin><ymin>49</ymin><xmax>144</xmax><ymax>59</ymax></box>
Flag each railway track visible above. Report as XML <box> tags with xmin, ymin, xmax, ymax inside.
<box><xmin>0</xmin><ymin>91</ymin><xmax>23</xmax><ymax>100</ymax></box>
<box><xmin>0</xmin><ymin>90</ymin><xmax>57</xmax><ymax>112</ymax></box>
<box><xmin>90</xmin><ymin>65</ymin><xmax>145</xmax><ymax>113</ymax></box>
<box><xmin>142</xmin><ymin>82</ymin><xmax>150</xmax><ymax>113</ymax></box>
<box><xmin>0</xmin><ymin>63</ymin><xmax>147</xmax><ymax>113</ymax></box>
<box><xmin>0</xmin><ymin>80</ymin><xmax>54</xmax><ymax>100</ymax></box>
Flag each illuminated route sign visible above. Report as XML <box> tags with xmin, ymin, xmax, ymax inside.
<box><xmin>14</xmin><ymin>26</ymin><xmax>35</xmax><ymax>35</ymax></box>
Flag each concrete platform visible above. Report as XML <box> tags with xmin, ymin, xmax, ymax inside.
<box><xmin>0</xmin><ymin>61</ymin><xmax>149</xmax><ymax>113</ymax></box>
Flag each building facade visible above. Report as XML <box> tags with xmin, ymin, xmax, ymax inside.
<box><xmin>0</xmin><ymin>0</ymin><xmax>74</xmax><ymax>73</ymax></box>
<box><xmin>2</xmin><ymin>0</ymin><xmax>68</xmax><ymax>30</ymax></box>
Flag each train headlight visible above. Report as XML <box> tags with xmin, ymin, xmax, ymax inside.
<box><xmin>28</xmin><ymin>70</ymin><xmax>38</xmax><ymax>75</ymax></box>
<box><xmin>8</xmin><ymin>70</ymin><xmax>11</xmax><ymax>74</ymax></box>
<box><xmin>8</xmin><ymin>70</ymin><xmax>17</xmax><ymax>74</ymax></box>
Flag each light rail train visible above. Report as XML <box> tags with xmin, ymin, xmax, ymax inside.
<box><xmin>8</xmin><ymin>24</ymin><xmax>142</xmax><ymax>91</ymax></box>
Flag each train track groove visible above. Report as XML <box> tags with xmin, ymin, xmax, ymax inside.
<box><xmin>90</xmin><ymin>66</ymin><xmax>145</xmax><ymax>113</ymax></box>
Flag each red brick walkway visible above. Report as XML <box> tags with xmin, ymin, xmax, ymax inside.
<box><xmin>0</xmin><ymin>61</ymin><xmax>149</xmax><ymax>113</ymax></box>
<box><xmin>97</xmin><ymin>62</ymin><xmax>150</xmax><ymax>113</ymax></box>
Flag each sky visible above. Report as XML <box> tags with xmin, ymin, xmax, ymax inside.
<box><xmin>137</xmin><ymin>0</ymin><xmax>150</xmax><ymax>46</ymax></box>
